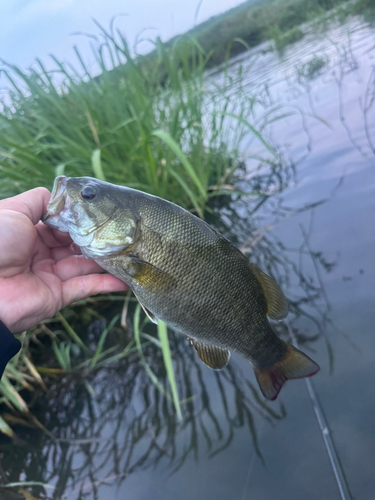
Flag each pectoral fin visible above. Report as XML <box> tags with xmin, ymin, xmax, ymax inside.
<box><xmin>128</xmin><ymin>255</ymin><xmax>173</xmax><ymax>291</ymax></box>
<box><xmin>133</xmin><ymin>291</ymin><xmax>158</xmax><ymax>324</ymax></box>
<box><xmin>190</xmin><ymin>339</ymin><xmax>230</xmax><ymax>370</ymax></box>
<box><xmin>249</xmin><ymin>264</ymin><xmax>288</xmax><ymax>320</ymax></box>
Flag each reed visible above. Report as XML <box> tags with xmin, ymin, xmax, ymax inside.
<box><xmin>0</xmin><ymin>26</ymin><xmax>262</xmax><ymax>216</ymax></box>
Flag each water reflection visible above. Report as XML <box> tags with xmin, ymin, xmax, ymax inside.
<box><xmin>1</xmin><ymin>331</ymin><xmax>288</xmax><ymax>499</ymax></box>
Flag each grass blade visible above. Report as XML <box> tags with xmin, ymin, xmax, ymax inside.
<box><xmin>0</xmin><ymin>415</ymin><xmax>14</xmax><ymax>437</ymax></box>
<box><xmin>157</xmin><ymin>320</ymin><xmax>182</xmax><ymax>421</ymax></box>
<box><xmin>91</xmin><ymin>314</ymin><xmax>120</xmax><ymax>368</ymax></box>
<box><xmin>133</xmin><ymin>304</ymin><xmax>168</xmax><ymax>396</ymax></box>
<box><xmin>0</xmin><ymin>376</ymin><xmax>28</xmax><ymax>413</ymax></box>
<box><xmin>5</xmin><ymin>482</ymin><xmax>55</xmax><ymax>490</ymax></box>
<box><xmin>91</xmin><ymin>148</ymin><xmax>106</xmax><ymax>180</ymax></box>
<box><xmin>152</xmin><ymin>129</ymin><xmax>207</xmax><ymax>199</ymax></box>
<box><xmin>169</xmin><ymin>169</ymin><xmax>204</xmax><ymax>218</ymax></box>
<box><xmin>51</xmin><ymin>341</ymin><xmax>71</xmax><ymax>371</ymax></box>
<box><xmin>56</xmin><ymin>312</ymin><xmax>90</xmax><ymax>354</ymax></box>
<box><xmin>213</xmin><ymin>111</ymin><xmax>276</xmax><ymax>155</ymax></box>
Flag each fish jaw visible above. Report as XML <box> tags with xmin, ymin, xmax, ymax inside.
<box><xmin>42</xmin><ymin>176</ymin><xmax>71</xmax><ymax>232</ymax></box>
<box><xmin>43</xmin><ymin>177</ymin><xmax>98</xmax><ymax>252</ymax></box>
<box><xmin>42</xmin><ymin>176</ymin><xmax>133</xmax><ymax>258</ymax></box>
<box><xmin>43</xmin><ymin>175</ymin><xmax>95</xmax><ymax>236</ymax></box>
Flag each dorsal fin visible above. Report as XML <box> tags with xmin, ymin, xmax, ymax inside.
<box><xmin>249</xmin><ymin>264</ymin><xmax>288</xmax><ymax>320</ymax></box>
<box><xmin>190</xmin><ymin>339</ymin><xmax>230</xmax><ymax>370</ymax></box>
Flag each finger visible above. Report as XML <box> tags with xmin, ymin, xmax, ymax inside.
<box><xmin>53</xmin><ymin>255</ymin><xmax>104</xmax><ymax>281</ymax></box>
<box><xmin>62</xmin><ymin>274</ymin><xmax>128</xmax><ymax>306</ymax></box>
<box><xmin>51</xmin><ymin>244</ymin><xmax>82</xmax><ymax>262</ymax></box>
<box><xmin>36</xmin><ymin>223</ymin><xmax>72</xmax><ymax>248</ymax></box>
<box><xmin>0</xmin><ymin>187</ymin><xmax>51</xmax><ymax>225</ymax></box>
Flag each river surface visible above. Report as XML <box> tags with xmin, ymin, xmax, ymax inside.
<box><xmin>1</xmin><ymin>15</ymin><xmax>375</xmax><ymax>500</ymax></box>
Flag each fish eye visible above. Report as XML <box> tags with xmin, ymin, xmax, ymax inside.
<box><xmin>81</xmin><ymin>185</ymin><xmax>97</xmax><ymax>200</ymax></box>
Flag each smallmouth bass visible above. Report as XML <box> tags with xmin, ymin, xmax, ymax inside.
<box><xmin>43</xmin><ymin>176</ymin><xmax>319</xmax><ymax>400</ymax></box>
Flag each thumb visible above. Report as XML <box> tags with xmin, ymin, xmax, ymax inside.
<box><xmin>0</xmin><ymin>188</ymin><xmax>51</xmax><ymax>225</ymax></box>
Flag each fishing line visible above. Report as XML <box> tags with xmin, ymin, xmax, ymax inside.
<box><xmin>285</xmin><ymin>320</ymin><xmax>353</xmax><ymax>500</ymax></box>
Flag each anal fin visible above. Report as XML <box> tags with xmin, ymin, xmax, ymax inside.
<box><xmin>190</xmin><ymin>339</ymin><xmax>230</xmax><ymax>370</ymax></box>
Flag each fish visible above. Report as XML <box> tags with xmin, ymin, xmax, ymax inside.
<box><xmin>43</xmin><ymin>176</ymin><xmax>319</xmax><ymax>400</ymax></box>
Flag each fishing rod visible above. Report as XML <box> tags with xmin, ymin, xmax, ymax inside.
<box><xmin>286</xmin><ymin>322</ymin><xmax>353</xmax><ymax>500</ymax></box>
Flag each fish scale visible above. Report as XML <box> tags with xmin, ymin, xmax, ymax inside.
<box><xmin>121</xmin><ymin>198</ymin><xmax>275</xmax><ymax>359</ymax></box>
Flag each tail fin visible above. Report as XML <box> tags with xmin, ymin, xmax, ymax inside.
<box><xmin>253</xmin><ymin>344</ymin><xmax>320</xmax><ymax>401</ymax></box>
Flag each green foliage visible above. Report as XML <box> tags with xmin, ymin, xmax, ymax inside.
<box><xmin>0</xmin><ymin>29</ymin><xmax>259</xmax><ymax>216</ymax></box>
<box><xmin>268</xmin><ymin>25</ymin><xmax>304</xmax><ymax>54</ymax></box>
<box><xmin>297</xmin><ymin>55</ymin><xmax>328</xmax><ymax>83</ymax></box>
<box><xmin>351</xmin><ymin>0</ymin><xmax>375</xmax><ymax>20</ymax></box>
<box><xmin>154</xmin><ymin>0</ymin><xmax>351</xmax><ymax>66</ymax></box>
<box><xmin>133</xmin><ymin>304</ymin><xmax>171</xmax><ymax>398</ymax></box>
<box><xmin>157</xmin><ymin>319</ymin><xmax>182</xmax><ymax>421</ymax></box>
<box><xmin>51</xmin><ymin>340</ymin><xmax>72</xmax><ymax>371</ymax></box>
<box><xmin>0</xmin><ymin>0</ymin><xmax>370</xmax><ymax>208</ymax></box>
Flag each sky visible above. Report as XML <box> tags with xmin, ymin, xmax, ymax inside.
<box><xmin>0</xmin><ymin>0</ymin><xmax>245</xmax><ymax>72</ymax></box>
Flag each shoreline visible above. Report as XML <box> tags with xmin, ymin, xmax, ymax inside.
<box><xmin>134</xmin><ymin>0</ymin><xmax>373</xmax><ymax>71</ymax></box>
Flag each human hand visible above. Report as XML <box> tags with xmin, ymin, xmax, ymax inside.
<box><xmin>0</xmin><ymin>187</ymin><xmax>128</xmax><ymax>333</ymax></box>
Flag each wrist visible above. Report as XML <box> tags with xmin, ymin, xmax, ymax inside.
<box><xmin>0</xmin><ymin>307</ymin><xmax>16</xmax><ymax>334</ymax></box>
<box><xmin>0</xmin><ymin>301</ymin><xmax>33</xmax><ymax>334</ymax></box>
<box><xmin>0</xmin><ymin>320</ymin><xmax>22</xmax><ymax>379</ymax></box>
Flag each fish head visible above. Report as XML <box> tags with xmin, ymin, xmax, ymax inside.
<box><xmin>43</xmin><ymin>176</ymin><xmax>137</xmax><ymax>258</ymax></box>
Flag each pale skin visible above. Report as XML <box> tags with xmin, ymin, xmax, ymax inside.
<box><xmin>0</xmin><ymin>187</ymin><xmax>128</xmax><ymax>334</ymax></box>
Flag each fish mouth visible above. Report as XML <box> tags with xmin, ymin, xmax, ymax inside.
<box><xmin>42</xmin><ymin>175</ymin><xmax>118</xmax><ymax>237</ymax></box>
<box><xmin>42</xmin><ymin>175</ymin><xmax>68</xmax><ymax>223</ymax></box>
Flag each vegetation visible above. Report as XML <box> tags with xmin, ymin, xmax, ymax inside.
<box><xmin>139</xmin><ymin>0</ymin><xmax>372</xmax><ymax>67</ymax></box>
<box><xmin>350</xmin><ymin>0</ymin><xmax>375</xmax><ymax>19</ymax></box>
<box><xmin>297</xmin><ymin>54</ymin><xmax>328</xmax><ymax>81</ymax></box>
<box><xmin>268</xmin><ymin>25</ymin><xmax>304</xmax><ymax>55</ymax></box>
<box><xmin>0</xmin><ymin>37</ymin><xmax>220</xmax><ymax>214</ymax></box>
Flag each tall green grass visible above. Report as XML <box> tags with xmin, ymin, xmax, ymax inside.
<box><xmin>0</xmin><ymin>25</ymin><xmax>265</xmax><ymax>216</ymax></box>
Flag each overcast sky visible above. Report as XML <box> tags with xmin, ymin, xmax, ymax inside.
<box><xmin>0</xmin><ymin>0</ymin><xmax>245</xmax><ymax>72</ymax></box>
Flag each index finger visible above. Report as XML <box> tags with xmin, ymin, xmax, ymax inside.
<box><xmin>0</xmin><ymin>187</ymin><xmax>51</xmax><ymax>225</ymax></box>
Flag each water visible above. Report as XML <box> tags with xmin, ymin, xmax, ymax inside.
<box><xmin>1</xmin><ymin>16</ymin><xmax>375</xmax><ymax>500</ymax></box>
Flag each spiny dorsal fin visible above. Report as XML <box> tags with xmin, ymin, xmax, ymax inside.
<box><xmin>133</xmin><ymin>291</ymin><xmax>158</xmax><ymax>324</ymax></box>
<box><xmin>190</xmin><ymin>339</ymin><xmax>230</xmax><ymax>370</ymax></box>
<box><xmin>249</xmin><ymin>264</ymin><xmax>288</xmax><ymax>320</ymax></box>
